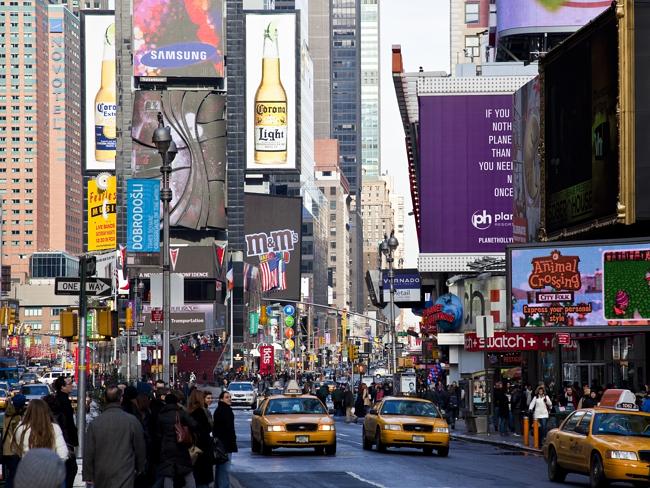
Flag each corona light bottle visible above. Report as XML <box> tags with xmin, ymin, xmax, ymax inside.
<box><xmin>94</xmin><ymin>23</ymin><xmax>116</xmax><ymax>162</ymax></box>
<box><xmin>254</xmin><ymin>22</ymin><xmax>288</xmax><ymax>164</ymax></box>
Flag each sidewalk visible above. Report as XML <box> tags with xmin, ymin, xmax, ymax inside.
<box><xmin>450</xmin><ymin>418</ymin><xmax>542</xmax><ymax>454</ymax></box>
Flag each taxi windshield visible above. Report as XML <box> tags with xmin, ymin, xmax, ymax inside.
<box><xmin>266</xmin><ymin>398</ymin><xmax>326</xmax><ymax>415</ymax></box>
<box><xmin>592</xmin><ymin>413</ymin><xmax>650</xmax><ymax>438</ymax></box>
<box><xmin>380</xmin><ymin>400</ymin><xmax>440</xmax><ymax>417</ymax></box>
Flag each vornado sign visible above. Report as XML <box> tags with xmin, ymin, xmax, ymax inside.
<box><xmin>127</xmin><ymin>179</ymin><xmax>160</xmax><ymax>252</ymax></box>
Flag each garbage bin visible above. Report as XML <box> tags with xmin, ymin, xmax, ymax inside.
<box><xmin>466</xmin><ymin>415</ymin><xmax>477</xmax><ymax>433</ymax></box>
<box><xmin>474</xmin><ymin>415</ymin><xmax>488</xmax><ymax>434</ymax></box>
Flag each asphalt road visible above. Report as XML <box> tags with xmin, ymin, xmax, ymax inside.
<box><xmin>228</xmin><ymin>409</ymin><xmax>635</xmax><ymax>488</ymax></box>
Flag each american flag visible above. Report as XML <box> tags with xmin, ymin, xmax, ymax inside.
<box><xmin>276</xmin><ymin>252</ymin><xmax>287</xmax><ymax>290</ymax></box>
<box><xmin>260</xmin><ymin>253</ymin><xmax>278</xmax><ymax>291</ymax></box>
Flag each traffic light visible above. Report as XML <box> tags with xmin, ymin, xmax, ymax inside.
<box><xmin>82</xmin><ymin>255</ymin><xmax>97</xmax><ymax>277</ymax></box>
<box><xmin>8</xmin><ymin>308</ymin><xmax>16</xmax><ymax>335</ymax></box>
<box><xmin>97</xmin><ymin>309</ymin><xmax>118</xmax><ymax>338</ymax></box>
<box><xmin>347</xmin><ymin>343</ymin><xmax>358</xmax><ymax>361</ymax></box>
<box><xmin>259</xmin><ymin>304</ymin><xmax>268</xmax><ymax>326</ymax></box>
<box><xmin>125</xmin><ymin>306</ymin><xmax>134</xmax><ymax>329</ymax></box>
<box><xmin>341</xmin><ymin>309</ymin><xmax>348</xmax><ymax>341</ymax></box>
<box><xmin>0</xmin><ymin>307</ymin><xmax>6</xmax><ymax>324</ymax></box>
<box><xmin>60</xmin><ymin>310</ymin><xmax>78</xmax><ymax>339</ymax></box>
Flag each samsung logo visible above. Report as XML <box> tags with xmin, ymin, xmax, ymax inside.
<box><xmin>141</xmin><ymin>42</ymin><xmax>217</xmax><ymax>69</ymax></box>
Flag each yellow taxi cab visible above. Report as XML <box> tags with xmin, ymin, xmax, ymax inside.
<box><xmin>250</xmin><ymin>380</ymin><xmax>336</xmax><ymax>456</ymax></box>
<box><xmin>362</xmin><ymin>396</ymin><xmax>450</xmax><ymax>456</ymax></box>
<box><xmin>0</xmin><ymin>388</ymin><xmax>9</xmax><ymax>409</ymax></box>
<box><xmin>543</xmin><ymin>389</ymin><xmax>650</xmax><ymax>488</ymax></box>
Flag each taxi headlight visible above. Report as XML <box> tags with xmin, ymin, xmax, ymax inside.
<box><xmin>433</xmin><ymin>427</ymin><xmax>449</xmax><ymax>433</ymax></box>
<box><xmin>384</xmin><ymin>424</ymin><xmax>401</xmax><ymax>431</ymax></box>
<box><xmin>607</xmin><ymin>450</ymin><xmax>638</xmax><ymax>461</ymax></box>
<box><xmin>318</xmin><ymin>424</ymin><xmax>335</xmax><ymax>431</ymax></box>
<box><xmin>267</xmin><ymin>425</ymin><xmax>286</xmax><ymax>432</ymax></box>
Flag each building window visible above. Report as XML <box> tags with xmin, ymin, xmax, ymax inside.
<box><xmin>464</xmin><ymin>35</ymin><xmax>480</xmax><ymax>58</ymax></box>
<box><xmin>24</xmin><ymin>307</ymin><xmax>42</xmax><ymax>317</ymax></box>
<box><xmin>330</xmin><ymin>187</ymin><xmax>336</xmax><ymax>196</ymax></box>
<box><xmin>465</xmin><ymin>2</ymin><xmax>480</xmax><ymax>24</ymax></box>
<box><xmin>50</xmin><ymin>321</ymin><xmax>60</xmax><ymax>332</ymax></box>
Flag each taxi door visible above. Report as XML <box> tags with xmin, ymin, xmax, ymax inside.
<box><xmin>571</xmin><ymin>411</ymin><xmax>594</xmax><ymax>473</ymax></box>
<box><xmin>252</xmin><ymin>399</ymin><xmax>267</xmax><ymax>443</ymax></box>
<box><xmin>364</xmin><ymin>400</ymin><xmax>382</xmax><ymax>439</ymax></box>
<box><xmin>557</xmin><ymin>411</ymin><xmax>585</xmax><ymax>470</ymax></box>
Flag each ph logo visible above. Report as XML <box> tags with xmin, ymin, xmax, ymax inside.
<box><xmin>472</xmin><ymin>210</ymin><xmax>492</xmax><ymax>230</ymax></box>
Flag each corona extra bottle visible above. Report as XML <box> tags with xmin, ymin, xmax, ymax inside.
<box><xmin>94</xmin><ymin>23</ymin><xmax>116</xmax><ymax>162</ymax></box>
<box><xmin>254</xmin><ymin>22</ymin><xmax>288</xmax><ymax>164</ymax></box>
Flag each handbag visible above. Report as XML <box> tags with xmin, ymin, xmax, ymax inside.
<box><xmin>175</xmin><ymin>413</ymin><xmax>192</xmax><ymax>446</ymax></box>
<box><xmin>188</xmin><ymin>444</ymin><xmax>203</xmax><ymax>465</ymax></box>
<box><xmin>212</xmin><ymin>437</ymin><xmax>229</xmax><ymax>465</ymax></box>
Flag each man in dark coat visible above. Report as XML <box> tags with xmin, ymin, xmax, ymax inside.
<box><xmin>156</xmin><ymin>393</ymin><xmax>197</xmax><ymax>488</ymax></box>
<box><xmin>213</xmin><ymin>391</ymin><xmax>237</xmax><ymax>488</ymax></box>
<box><xmin>83</xmin><ymin>386</ymin><xmax>146</xmax><ymax>488</ymax></box>
<box><xmin>48</xmin><ymin>376</ymin><xmax>78</xmax><ymax>488</ymax></box>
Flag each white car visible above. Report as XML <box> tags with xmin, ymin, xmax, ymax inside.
<box><xmin>227</xmin><ymin>382</ymin><xmax>257</xmax><ymax>409</ymax></box>
<box><xmin>39</xmin><ymin>371</ymin><xmax>65</xmax><ymax>386</ymax></box>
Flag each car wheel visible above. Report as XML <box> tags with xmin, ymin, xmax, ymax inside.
<box><xmin>250</xmin><ymin>430</ymin><xmax>261</xmax><ymax>453</ymax></box>
<box><xmin>423</xmin><ymin>447</ymin><xmax>433</xmax><ymax>455</ymax></box>
<box><xmin>260</xmin><ymin>430</ymin><xmax>272</xmax><ymax>456</ymax></box>
<box><xmin>437</xmin><ymin>446</ymin><xmax>449</xmax><ymax>457</ymax></box>
<box><xmin>590</xmin><ymin>453</ymin><xmax>608</xmax><ymax>488</ymax></box>
<box><xmin>362</xmin><ymin>428</ymin><xmax>372</xmax><ymax>450</ymax></box>
<box><xmin>325</xmin><ymin>443</ymin><xmax>336</xmax><ymax>456</ymax></box>
<box><xmin>375</xmin><ymin>428</ymin><xmax>386</xmax><ymax>453</ymax></box>
<box><xmin>314</xmin><ymin>446</ymin><xmax>325</xmax><ymax>455</ymax></box>
<box><xmin>547</xmin><ymin>447</ymin><xmax>567</xmax><ymax>483</ymax></box>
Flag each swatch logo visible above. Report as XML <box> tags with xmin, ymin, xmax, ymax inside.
<box><xmin>141</xmin><ymin>42</ymin><xmax>217</xmax><ymax>68</ymax></box>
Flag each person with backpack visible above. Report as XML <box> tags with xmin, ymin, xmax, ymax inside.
<box><xmin>447</xmin><ymin>384</ymin><xmax>459</xmax><ymax>429</ymax></box>
<box><xmin>46</xmin><ymin>376</ymin><xmax>78</xmax><ymax>488</ymax></box>
<box><xmin>2</xmin><ymin>394</ymin><xmax>27</xmax><ymax>488</ymax></box>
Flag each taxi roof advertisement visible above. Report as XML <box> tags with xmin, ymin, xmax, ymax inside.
<box><xmin>508</xmin><ymin>239</ymin><xmax>650</xmax><ymax>331</ymax></box>
<box><xmin>418</xmin><ymin>94</ymin><xmax>514</xmax><ymax>253</ymax></box>
<box><xmin>496</xmin><ymin>0</ymin><xmax>610</xmax><ymax>37</ymax></box>
<box><xmin>133</xmin><ymin>0</ymin><xmax>224</xmax><ymax>79</ymax></box>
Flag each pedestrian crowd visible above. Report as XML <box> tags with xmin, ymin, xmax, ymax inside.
<box><xmin>1</xmin><ymin>376</ymin><xmax>238</xmax><ymax>488</ymax></box>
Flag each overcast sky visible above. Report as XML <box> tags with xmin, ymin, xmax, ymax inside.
<box><xmin>379</xmin><ymin>0</ymin><xmax>450</xmax><ymax>267</ymax></box>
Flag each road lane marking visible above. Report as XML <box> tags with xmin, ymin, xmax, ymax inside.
<box><xmin>338</xmin><ymin>433</ymin><xmax>349</xmax><ymax>437</ymax></box>
<box><xmin>346</xmin><ymin>472</ymin><xmax>388</xmax><ymax>488</ymax></box>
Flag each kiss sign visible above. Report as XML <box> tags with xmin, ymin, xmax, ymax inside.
<box><xmin>259</xmin><ymin>345</ymin><xmax>274</xmax><ymax>376</ymax></box>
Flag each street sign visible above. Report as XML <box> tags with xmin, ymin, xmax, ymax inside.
<box><xmin>382</xmin><ymin>303</ymin><xmax>400</xmax><ymax>322</ymax></box>
<box><xmin>137</xmin><ymin>321</ymin><xmax>145</xmax><ymax>329</ymax></box>
<box><xmin>385</xmin><ymin>343</ymin><xmax>404</xmax><ymax>350</ymax></box>
<box><xmin>125</xmin><ymin>329</ymin><xmax>138</xmax><ymax>336</ymax></box>
<box><xmin>54</xmin><ymin>277</ymin><xmax>112</xmax><ymax>297</ymax></box>
<box><xmin>151</xmin><ymin>309</ymin><xmax>163</xmax><ymax>322</ymax></box>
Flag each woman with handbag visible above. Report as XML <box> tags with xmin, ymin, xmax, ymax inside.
<box><xmin>528</xmin><ymin>385</ymin><xmax>552</xmax><ymax>443</ymax></box>
<box><xmin>156</xmin><ymin>393</ymin><xmax>198</xmax><ymax>488</ymax></box>
<box><xmin>188</xmin><ymin>390</ymin><xmax>214</xmax><ymax>488</ymax></box>
<box><xmin>213</xmin><ymin>391</ymin><xmax>237</xmax><ymax>488</ymax></box>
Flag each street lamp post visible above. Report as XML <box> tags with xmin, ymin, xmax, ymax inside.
<box><xmin>381</xmin><ymin>230</ymin><xmax>399</xmax><ymax>375</ymax></box>
<box><xmin>152</xmin><ymin>113</ymin><xmax>177</xmax><ymax>385</ymax></box>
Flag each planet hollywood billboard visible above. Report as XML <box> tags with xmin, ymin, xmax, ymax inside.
<box><xmin>418</xmin><ymin>95</ymin><xmax>514</xmax><ymax>253</ymax></box>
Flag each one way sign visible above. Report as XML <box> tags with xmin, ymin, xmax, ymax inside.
<box><xmin>54</xmin><ymin>277</ymin><xmax>112</xmax><ymax>297</ymax></box>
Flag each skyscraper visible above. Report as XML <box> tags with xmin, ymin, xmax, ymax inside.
<box><xmin>360</xmin><ymin>0</ymin><xmax>380</xmax><ymax>178</ymax></box>
<box><xmin>308</xmin><ymin>0</ymin><xmax>331</xmax><ymax>140</ymax></box>
<box><xmin>48</xmin><ymin>4</ymin><xmax>82</xmax><ymax>256</ymax></box>
<box><xmin>330</xmin><ymin>0</ymin><xmax>361</xmax><ymax>194</ymax></box>
<box><xmin>0</xmin><ymin>0</ymin><xmax>51</xmax><ymax>281</ymax></box>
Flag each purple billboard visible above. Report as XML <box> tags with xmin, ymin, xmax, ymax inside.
<box><xmin>497</xmin><ymin>0</ymin><xmax>610</xmax><ymax>37</ymax></box>
<box><xmin>418</xmin><ymin>95</ymin><xmax>514</xmax><ymax>253</ymax></box>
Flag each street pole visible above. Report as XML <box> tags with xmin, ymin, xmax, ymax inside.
<box><xmin>229</xmin><ymin>292</ymin><xmax>234</xmax><ymax>370</ymax></box>
<box><xmin>389</xmin><ymin>256</ymin><xmax>397</xmax><ymax>375</ymax></box>
<box><xmin>76</xmin><ymin>256</ymin><xmax>88</xmax><ymax>459</ymax></box>
<box><xmin>152</xmin><ymin>113</ymin><xmax>176</xmax><ymax>385</ymax></box>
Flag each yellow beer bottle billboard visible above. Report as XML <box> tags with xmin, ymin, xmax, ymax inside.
<box><xmin>254</xmin><ymin>22</ymin><xmax>288</xmax><ymax>164</ymax></box>
<box><xmin>94</xmin><ymin>23</ymin><xmax>116</xmax><ymax>162</ymax></box>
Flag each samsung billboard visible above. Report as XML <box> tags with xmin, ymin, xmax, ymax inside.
<box><xmin>133</xmin><ymin>0</ymin><xmax>224</xmax><ymax>79</ymax></box>
<box><xmin>418</xmin><ymin>94</ymin><xmax>514</xmax><ymax>253</ymax></box>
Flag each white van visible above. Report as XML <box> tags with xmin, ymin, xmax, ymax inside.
<box><xmin>39</xmin><ymin>371</ymin><xmax>64</xmax><ymax>385</ymax></box>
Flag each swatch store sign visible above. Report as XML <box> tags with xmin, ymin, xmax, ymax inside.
<box><xmin>381</xmin><ymin>269</ymin><xmax>421</xmax><ymax>303</ymax></box>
